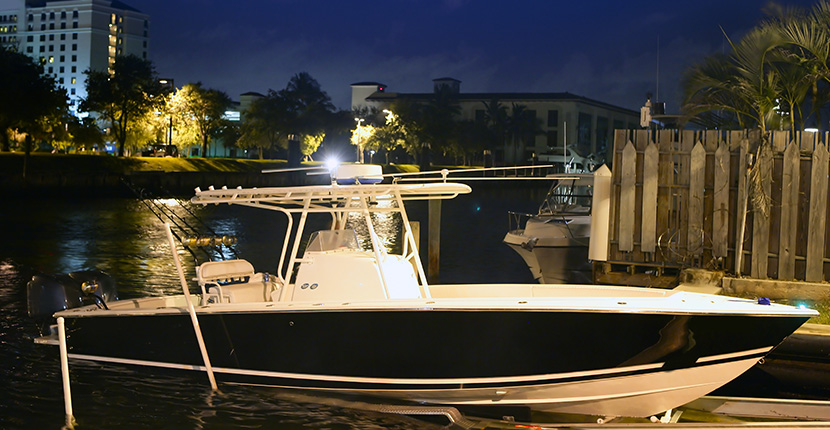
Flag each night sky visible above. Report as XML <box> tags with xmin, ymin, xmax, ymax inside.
<box><xmin>135</xmin><ymin>0</ymin><xmax>818</xmax><ymax>112</ymax></box>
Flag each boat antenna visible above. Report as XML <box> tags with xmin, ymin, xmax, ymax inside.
<box><xmin>656</xmin><ymin>35</ymin><xmax>660</xmax><ymax>105</ymax></box>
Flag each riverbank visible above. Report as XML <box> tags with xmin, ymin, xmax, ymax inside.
<box><xmin>0</xmin><ymin>153</ymin><xmax>420</xmax><ymax>197</ymax></box>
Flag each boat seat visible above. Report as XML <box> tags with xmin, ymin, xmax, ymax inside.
<box><xmin>197</xmin><ymin>259</ymin><xmax>274</xmax><ymax>304</ymax></box>
<box><xmin>198</xmin><ymin>259</ymin><xmax>255</xmax><ymax>285</ymax></box>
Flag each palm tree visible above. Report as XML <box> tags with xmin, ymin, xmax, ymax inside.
<box><xmin>777</xmin><ymin>1</ymin><xmax>830</xmax><ymax>129</ymax></box>
<box><xmin>285</xmin><ymin>73</ymin><xmax>336</xmax><ymax>166</ymax></box>
<box><xmin>505</xmin><ymin>103</ymin><xmax>542</xmax><ymax>164</ymax></box>
<box><xmin>682</xmin><ymin>24</ymin><xmax>785</xmax><ymax>136</ymax></box>
<box><xmin>480</xmin><ymin>98</ymin><xmax>507</xmax><ymax>166</ymax></box>
<box><xmin>419</xmin><ymin>85</ymin><xmax>461</xmax><ymax>168</ymax></box>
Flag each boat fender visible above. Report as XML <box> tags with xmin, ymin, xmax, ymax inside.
<box><xmin>521</xmin><ymin>237</ymin><xmax>538</xmax><ymax>251</ymax></box>
<box><xmin>757</xmin><ymin>297</ymin><xmax>771</xmax><ymax>305</ymax></box>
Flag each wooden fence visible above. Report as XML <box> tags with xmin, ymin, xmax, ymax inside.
<box><xmin>609</xmin><ymin>129</ymin><xmax>830</xmax><ymax>283</ymax></box>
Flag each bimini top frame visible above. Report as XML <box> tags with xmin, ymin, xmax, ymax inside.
<box><xmin>191</xmin><ymin>182</ymin><xmax>472</xmax><ymax>300</ymax></box>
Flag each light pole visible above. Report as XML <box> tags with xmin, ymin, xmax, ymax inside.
<box><xmin>354</xmin><ymin>117</ymin><xmax>364</xmax><ymax>163</ymax></box>
<box><xmin>159</xmin><ymin>78</ymin><xmax>175</xmax><ymax>155</ymax></box>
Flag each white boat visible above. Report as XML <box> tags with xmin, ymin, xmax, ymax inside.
<box><xmin>29</xmin><ymin>165</ymin><xmax>816</xmax><ymax>418</ymax></box>
<box><xmin>504</xmin><ymin>173</ymin><xmax>594</xmax><ymax>283</ymax></box>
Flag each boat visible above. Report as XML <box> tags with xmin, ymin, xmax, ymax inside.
<box><xmin>504</xmin><ymin>173</ymin><xmax>593</xmax><ymax>283</ymax></box>
<box><xmin>29</xmin><ymin>165</ymin><xmax>817</xmax><ymax>418</ymax></box>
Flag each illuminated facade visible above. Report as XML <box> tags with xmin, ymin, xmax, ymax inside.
<box><xmin>0</xmin><ymin>0</ymin><xmax>149</xmax><ymax>117</ymax></box>
<box><xmin>352</xmin><ymin>78</ymin><xmax>639</xmax><ymax>165</ymax></box>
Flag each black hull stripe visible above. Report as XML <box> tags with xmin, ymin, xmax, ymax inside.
<box><xmin>68</xmin><ymin>348</ymin><xmax>768</xmax><ymax>391</ymax></box>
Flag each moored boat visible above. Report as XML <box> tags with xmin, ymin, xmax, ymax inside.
<box><xmin>504</xmin><ymin>173</ymin><xmax>593</xmax><ymax>283</ymax></box>
<box><xmin>31</xmin><ymin>165</ymin><xmax>817</xmax><ymax>418</ymax></box>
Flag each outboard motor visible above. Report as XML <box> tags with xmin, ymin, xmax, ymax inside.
<box><xmin>27</xmin><ymin>270</ymin><xmax>118</xmax><ymax>335</ymax></box>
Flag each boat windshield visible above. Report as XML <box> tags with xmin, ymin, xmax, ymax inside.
<box><xmin>540</xmin><ymin>180</ymin><xmax>592</xmax><ymax>215</ymax></box>
<box><xmin>305</xmin><ymin>230</ymin><xmax>361</xmax><ymax>253</ymax></box>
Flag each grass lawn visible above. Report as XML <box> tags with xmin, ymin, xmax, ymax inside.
<box><xmin>0</xmin><ymin>152</ymin><xmax>424</xmax><ymax>175</ymax></box>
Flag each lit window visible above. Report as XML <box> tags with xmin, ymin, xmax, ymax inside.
<box><xmin>48</xmin><ymin>56</ymin><xmax>54</xmax><ymax>63</ymax></box>
<box><xmin>71</xmin><ymin>77</ymin><xmax>76</xmax><ymax>84</ymax></box>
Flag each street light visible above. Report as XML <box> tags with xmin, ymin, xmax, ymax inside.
<box><xmin>354</xmin><ymin>117</ymin><xmax>364</xmax><ymax>163</ymax></box>
<box><xmin>159</xmin><ymin>78</ymin><xmax>175</xmax><ymax>153</ymax></box>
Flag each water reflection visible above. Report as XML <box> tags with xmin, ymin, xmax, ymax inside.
<box><xmin>0</xmin><ymin>183</ymin><xmax>548</xmax><ymax>428</ymax></box>
<box><xmin>344</xmin><ymin>196</ymin><xmax>403</xmax><ymax>254</ymax></box>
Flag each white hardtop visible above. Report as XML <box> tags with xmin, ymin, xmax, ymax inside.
<box><xmin>191</xmin><ymin>181</ymin><xmax>471</xmax><ymax>210</ymax></box>
<box><xmin>190</xmin><ymin>178</ymin><xmax>471</xmax><ymax>305</ymax></box>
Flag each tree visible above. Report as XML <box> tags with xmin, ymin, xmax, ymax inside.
<box><xmin>279</xmin><ymin>72</ymin><xmax>336</xmax><ymax>166</ymax></box>
<box><xmin>171</xmin><ymin>82</ymin><xmax>232</xmax><ymax>157</ymax></box>
<box><xmin>382</xmin><ymin>99</ymin><xmax>426</xmax><ymax>163</ymax></box>
<box><xmin>0</xmin><ymin>46</ymin><xmax>67</xmax><ymax>153</ymax></box>
<box><xmin>479</xmin><ymin>98</ymin><xmax>508</xmax><ymax>166</ymax></box>
<box><xmin>417</xmin><ymin>86</ymin><xmax>460</xmax><ymax>169</ymax></box>
<box><xmin>351</xmin><ymin>119</ymin><xmax>375</xmax><ymax>163</ymax></box>
<box><xmin>81</xmin><ymin>54</ymin><xmax>166</xmax><ymax>156</ymax></box>
<box><xmin>67</xmin><ymin>117</ymin><xmax>104</xmax><ymax>151</ymax></box>
<box><xmin>777</xmin><ymin>1</ymin><xmax>830</xmax><ymax>129</ymax></box>
<box><xmin>301</xmin><ymin>132</ymin><xmax>325</xmax><ymax>160</ymax></box>
<box><xmin>238</xmin><ymin>91</ymin><xmax>291</xmax><ymax>159</ymax></box>
<box><xmin>505</xmin><ymin>103</ymin><xmax>542</xmax><ymax>164</ymax></box>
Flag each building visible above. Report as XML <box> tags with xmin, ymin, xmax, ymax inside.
<box><xmin>0</xmin><ymin>0</ymin><xmax>149</xmax><ymax>117</ymax></box>
<box><xmin>352</xmin><ymin>78</ymin><xmax>640</xmax><ymax>167</ymax></box>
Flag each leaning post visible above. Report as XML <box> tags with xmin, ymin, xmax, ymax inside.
<box><xmin>428</xmin><ymin>200</ymin><xmax>441</xmax><ymax>283</ymax></box>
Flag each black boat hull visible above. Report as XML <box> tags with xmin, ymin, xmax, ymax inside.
<box><xmin>60</xmin><ymin>307</ymin><xmax>809</xmax><ymax>417</ymax></box>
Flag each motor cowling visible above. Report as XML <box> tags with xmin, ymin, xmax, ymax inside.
<box><xmin>27</xmin><ymin>270</ymin><xmax>118</xmax><ymax>335</ymax></box>
<box><xmin>67</xmin><ymin>270</ymin><xmax>118</xmax><ymax>303</ymax></box>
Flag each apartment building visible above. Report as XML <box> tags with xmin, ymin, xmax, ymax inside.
<box><xmin>352</xmin><ymin>78</ymin><xmax>640</xmax><ymax>166</ymax></box>
<box><xmin>0</xmin><ymin>0</ymin><xmax>149</xmax><ymax>117</ymax></box>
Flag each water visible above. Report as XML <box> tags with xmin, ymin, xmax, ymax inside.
<box><xmin>0</xmin><ymin>182</ymin><xmax>547</xmax><ymax>429</ymax></box>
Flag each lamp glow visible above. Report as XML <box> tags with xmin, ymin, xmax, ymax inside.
<box><xmin>325</xmin><ymin>158</ymin><xmax>339</xmax><ymax>172</ymax></box>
